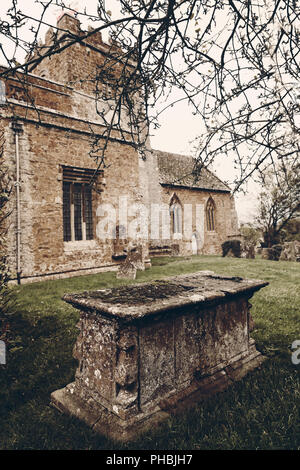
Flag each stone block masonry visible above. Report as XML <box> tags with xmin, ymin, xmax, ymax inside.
<box><xmin>51</xmin><ymin>271</ymin><xmax>268</xmax><ymax>441</ymax></box>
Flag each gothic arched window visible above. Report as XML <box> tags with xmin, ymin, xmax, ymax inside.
<box><xmin>170</xmin><ymin>194</ymin><xmax>183</xmax><ymax>236</ymax></box>
<box><xmin>206</xmin><ymin>197</ymin><xmax>216</xmax><ymax>231</ymax></box>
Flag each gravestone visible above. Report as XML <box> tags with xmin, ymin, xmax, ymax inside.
<box><xmin>51</xmin><ymin>271</ymin><xmax>268</xmax><ymax>441</ymax></box>
<box><xmin>116</xmin><ymin>244</ymin><xmax>145</xmax><ymax>279</ymax></box>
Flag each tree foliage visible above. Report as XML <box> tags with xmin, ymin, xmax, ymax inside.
<box><xmin>240</xmin><ymin>224</ymin><xmax>262</xmax><ymax>250</ymax></box>
<box><xmin>255</xmin><ymin>162</ymin><xmax>300</xmax><ymax>246</ymax></box>
<box><xmin>281</xmin><ymin>218</ymin><xmax>300</xmax><ymax>242</ymax></box>
<box><xmin>0</xmin><ymin>0</ymin><xmax>300</xmax><ymax>188</ymax></box>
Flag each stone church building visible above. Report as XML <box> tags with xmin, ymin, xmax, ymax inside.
<box><xmin>0</xmin><ymin>13</ymin><xmax>239</xmax><ymax>284</ymax></box>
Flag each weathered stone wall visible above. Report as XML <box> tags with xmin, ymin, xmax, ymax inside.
<box><xmin>3</xmin><ymin>112</ymin><xmax>141</xmax><ymax>281</ymax></box>
<box><xmin>138</xmin><ymin>150</ymin><xmax>238</xmax><ymax>256</ymax></box>
<box><xmin>159</xmin><ymin>186</ymin><xmax>238</xmax><ymax>255</ymax></box>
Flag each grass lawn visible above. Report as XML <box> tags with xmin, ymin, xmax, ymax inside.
<box><xmin>0</xmin><ymin>255</ymin><xmax>299</xmax><ymax>450</ymax></box>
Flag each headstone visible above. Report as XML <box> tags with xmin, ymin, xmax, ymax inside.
<box><xmin>116</xmin><ymin>244</ymin><xmax>146</xmax><ymax>279</ymax></box>
<box><xmin>116</xmin><ymin>259</ymin><xmax>137</xmax><ymax>279</ymax></box>
<box><xmin>128</xmin><ymin>245</ymin><xmax>145</xmax><ymax>271</ymax></box>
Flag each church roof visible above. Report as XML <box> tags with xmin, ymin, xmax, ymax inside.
<box><xmin>154</xmin><ymin>150</ymin><xmax>231</xmax><ymax>193</ymax></box>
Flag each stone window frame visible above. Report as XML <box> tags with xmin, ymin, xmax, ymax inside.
<box><xmin>169</xmin><ymin>194</ymin><xmax>183</xmax><ymax>238</ymax></box>
<box><xmin>206</xmin><ymin>196</ymin><xmax>216</xmax><ymax>232</ymax></box>
<box><xmin>62</xmin><ymin>165</ymin><xmax>100</xmax><ymax>243</ymax></box>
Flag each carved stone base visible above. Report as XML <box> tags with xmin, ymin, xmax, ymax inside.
<box><xmin>51</xmin><ymin>385</ymin><xmax>169</xmax><ymax>442</ymax></box>
<box><xmin>51</xmin><ymin>340</ymin><xmax>265</xmax><ymax>442</ymax></box>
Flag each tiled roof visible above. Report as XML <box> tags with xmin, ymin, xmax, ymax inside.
<box><xmin>154</xmin><ymin>150</ymin><xmax>231</xmax><ymax>193</ymax></box>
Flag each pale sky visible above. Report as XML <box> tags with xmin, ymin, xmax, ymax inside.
<box><xmin>0</xmin><ymin>0</ymin><xmax>260</xmax><ymax>225</ymax></box>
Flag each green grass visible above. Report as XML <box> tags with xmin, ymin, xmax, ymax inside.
<box><xmin>0</xmin><ymin>255</ymin><xmax>299</xmax><ymax>450</ymax></box>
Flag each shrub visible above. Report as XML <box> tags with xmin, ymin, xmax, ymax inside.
<box><xmin>268</xmin><ymin>244</ymin><xmax>283</xmax><ymax>261</ymax></box>
<box><xmin>221</xmin><ymin>240</ymin><xmax>241</xmax><ymax>258</ymax></box>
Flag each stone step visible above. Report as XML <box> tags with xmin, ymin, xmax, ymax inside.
<box><xmin>149</xmin><ymin>245</ymin><xmax>172</xmax><ymax>257</ymax></box>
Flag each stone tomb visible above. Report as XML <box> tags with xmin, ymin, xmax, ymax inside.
<box><xmin>51</xmin><ymin>271</ymin><xmax>268</xmax><ymax>441</ymax></box>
